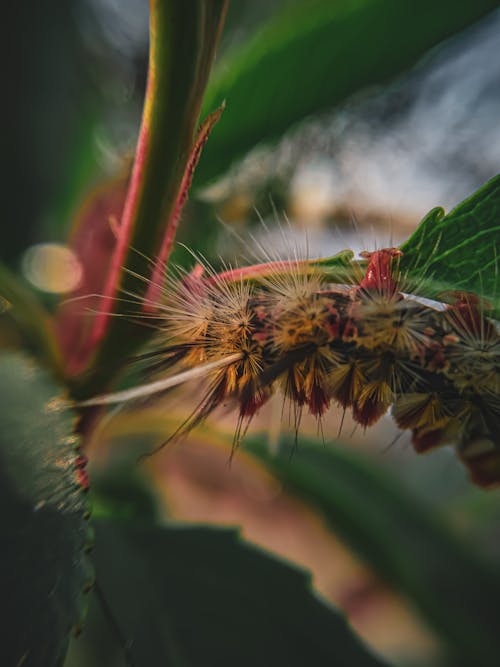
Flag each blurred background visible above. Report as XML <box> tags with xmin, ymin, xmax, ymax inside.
<box><xmin>6</xmin><ymin>1</ymin><xmax>500</xmax><ymax>267</ymax></box>
<box><xmin>4</xmin><ymin>2</ymin><xmax>500</xmax><ymax>665</ymax></box>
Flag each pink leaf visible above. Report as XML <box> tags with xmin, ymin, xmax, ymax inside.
<box><xmin>55</xmin><ymin>176</ymin><xmax>128</xmax><ymax>376</ymax></box>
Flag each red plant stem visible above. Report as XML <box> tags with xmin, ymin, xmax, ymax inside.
<box><xmin>207</xmin><ymin>260</ymin><xmax>317</xmax><ymax>284</ymax></box>
<box><xmin>145</xmin><ymin>104</ymin><xmax>225</xmax><ymax>310</ymax></box>
<box><xmin>85</xmin><ymin>66</ymin><xmax>156</xmax><ymax>351</ymax></box>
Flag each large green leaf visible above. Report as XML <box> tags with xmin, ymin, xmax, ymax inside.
<box><xmin>400</xmin><ymin>174</ymin><xmax>500</xmax><ymax>313</ymax></box>
<box><xmin>248</xmin><ymin>437</ymin><xmax>500</xmax><ymax>667</ymax></box>
<box><xmin>196</xmin><ymin>0</ymin><xmax>499</xmax><ymax>185</ymax></box>
<box><xmin>0</xmin><ymin>353</ymin><xmax>93</xmax><ymax>667</ymax></box>
<box><xmin>66</xmin><ymin>520</ymin><xmax>388</xmax><ymax>667</ymax></box>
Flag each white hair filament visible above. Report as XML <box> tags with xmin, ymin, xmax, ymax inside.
<box><xmin>78</xmin><ymin>353</ymin><xmax>243</xmax><ymax>407</ymax></box>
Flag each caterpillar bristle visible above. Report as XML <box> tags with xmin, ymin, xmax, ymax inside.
<box><xmin>85</xmin><ymin>246</ymin><xmax>500</xmax><ymax>488</ymax></box>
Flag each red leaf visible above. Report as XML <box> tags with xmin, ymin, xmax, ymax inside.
<box><xmin>55</xmin><ymin>176</ymin><xmax>128</xmax><ymax>376</ymax></box>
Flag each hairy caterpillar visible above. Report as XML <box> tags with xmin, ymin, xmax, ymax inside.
<box><xmin>82</xmin><ymin>247</ymin><xmax>500</xmax><ymax>488</ymax></box>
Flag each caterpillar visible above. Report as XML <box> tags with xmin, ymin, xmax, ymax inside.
<box><xmin>82</xmin><ymin>247</ymin><xmax>500</xmax><ymax>488</ymax></box>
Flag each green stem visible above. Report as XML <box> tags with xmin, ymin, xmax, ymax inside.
<box><xmin>72</xmin><ymin>0</ymin><xmax>228</xmax><ymax>399</ymax></box>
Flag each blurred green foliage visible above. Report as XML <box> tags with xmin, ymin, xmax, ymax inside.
<box><xmin>1</xmin><ymin>1</ymin><xmax>500</xmax><ymax>666</ymax></box>
<box><xmin>248</xmin><ymin>438</ymin><xmax>500</xmax><ymax>667</ymax></box>
<box><xmin>197</xmin><ymin>0</ymin><xmax>499</xmax><ymax>186</ymax></box>
<box><xmin>0</xmin><ymin>353</ymin><xmax>92</xmax><ymax>666</ymax></box>
<box><xmin>67</xmin><ymin>521</ymin><xmax>388</xmax><ymax>667</ymax></box>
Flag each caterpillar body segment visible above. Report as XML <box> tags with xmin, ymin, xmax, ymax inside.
<box><xmin>89</xmin><ymin>249</ymin><xmax>500</xmax><ymax>487</ymax></box>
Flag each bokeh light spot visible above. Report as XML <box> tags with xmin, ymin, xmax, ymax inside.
<box><xmin>22</xmin><ymin>243</ymin><xmax>83</xmax><ymax>294</ymax></box>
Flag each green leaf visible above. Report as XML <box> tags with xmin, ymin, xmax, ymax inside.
<box><xmin>74</xmin><ymin>0</ymin><xmax>228</xmax><ymax>398</ymax></box>
<box><xmin>247</xmin><ymin>437</ymin><xmax>500</xmax><ymax>667</ymax></box>
<box><xmin>0</xmin><ymin>263</ymin><xmax>63</xmax><ymax>374</ymax></box>
<box><xmin>400</xmin><ymin>174</ymin><xmax>500</xmax><ymax>313</ymax></box>
<box><xmin>68</xmin><ymin>520</ymin><xmax>388</xmax><ymax>667</ymax></box>
<box><xmin>0</xmin><ymin>352</ymin><xmax>93</xmax><ymax>667</ymax></box>
<box><xmin>89</xmin><ymin>463</ymin><xmax>160</xmax><ymax>522</ymax></box>
<box><xmin>196</xmin><ymin>0</ymin><xmax>499</xmax><ymax>185</ymax></box>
